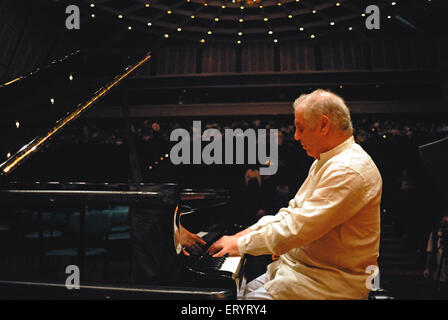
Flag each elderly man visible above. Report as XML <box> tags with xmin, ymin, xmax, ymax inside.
<box><xmin>207</xmin><ymin>89</ymin><xmax>382</xmax><ymax>300</ymax></box>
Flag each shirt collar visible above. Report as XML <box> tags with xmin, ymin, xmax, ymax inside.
<box><xmin>319</xmin><ymin>136</ymin><xmax>355</xmax><ymax>163</ymax></box>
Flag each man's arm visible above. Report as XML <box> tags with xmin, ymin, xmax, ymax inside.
<box><xmin>238</xmin><ymin>166</ymin><xmax>378</xmax><ymax>256</ymax></box>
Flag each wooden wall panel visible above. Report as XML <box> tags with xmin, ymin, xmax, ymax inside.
<box><xmin>201</xmin><ymin>44</ymin><xmax>236</xmax><ymax>73</ymax></box>
<box><xmin>321</xmin><ymin>39</ymin><xmax>366</xmax><ymax>70</ymax></box>
<box><xmin>156</xmin><ymin>45</ymin><xmax>196</xmax><ymax>75</ymax></box>
<box><xmin>370</xmin><ymin>38</ymin><xmax>387</xmax><ymax>70</ymax></box>
<box><xmin>155</xmin><ymin>45</ymin><xmax>197</xmax><ymax>75</ymax></box>
<box><xmin>415</xmin><ymin>38</ymin><xmax>439</xmax><ymax>69</ymax></box>
<box><xmin>369</xmin><ymin>37</ymin><xmax>438</xmax><ymax>70</ymax></box>
<box><xmin>146</xmin><ymin>37</ymin><xmax>438</xmax><ymax>76</ymax></box>
<box><xmin>279</xmin><ymin>41</ymin><xmax>316</xmax><ymax>72</ymax></box>
<box><xmin>395</xmin><ymin>38</ymin><xmax>416</xmax><ymax>69</ymax></box>
<box><xmin>241</xmin><ymin>43</ymin><xmax>274</xmax><ymax>72</ymax></box>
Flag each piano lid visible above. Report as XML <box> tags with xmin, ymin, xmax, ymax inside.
<box><xmin>0</xmin><ymin>50</ymin><xmax>151</xmax><ymax>184</ymax></box>
<box><xmin>0</xmin><ymin>46</ymin><xmax>238</xmax><ymax>190</ymax></box>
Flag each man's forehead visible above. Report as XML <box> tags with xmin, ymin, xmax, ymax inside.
<box><xmin>294</xmin><ymin>107</ymin><xmax>305</xmax><ymax>125</ymax></box>
<box><xmin>294</xmin><ymin>101</ymin><xmax>308</xmax><ymax>115</ymax></box>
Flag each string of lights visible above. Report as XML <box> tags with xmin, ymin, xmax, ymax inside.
<box><xmin>83</xmin><ymin>0</ymin><xmax>423</xmax><ymax>44</ymax></box>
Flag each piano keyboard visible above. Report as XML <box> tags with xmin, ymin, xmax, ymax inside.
<box><xmin>185</xmin><ymin>231</ymin><xmax>244</xmax><ymax>279</ymax></box>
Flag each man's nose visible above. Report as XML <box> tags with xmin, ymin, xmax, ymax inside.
<box><xmin>294</xmin><ymin>130</ymin><xmax>301</xmax><ymax>141</ymax></box>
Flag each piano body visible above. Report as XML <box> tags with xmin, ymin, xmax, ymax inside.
<box><xmin>0</xmin><ymin>51</ymin><xmax>246</xmax><ymax>299</ymax></box>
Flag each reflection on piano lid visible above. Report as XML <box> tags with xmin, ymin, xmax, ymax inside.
<box><xmin>173</xmin><ymin>203</ymin><xmax>246</xmax><ymax>295</ymax></box>
<box><xmin>0</xmin><ymin>52</ymin><xmax>151</xmax><ymax>178</ymax></box>
<box><xmin>188</xmin><ymin>230</ymin><xmax>244</xmax><ymax>280</ymax></box>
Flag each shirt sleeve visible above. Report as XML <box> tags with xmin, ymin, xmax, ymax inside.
<box><xmin>238</xmin><ymin>165</ymin><xmax>372</xmax><ymax>256</ymax></box>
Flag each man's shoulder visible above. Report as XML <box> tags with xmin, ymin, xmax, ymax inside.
<box><xmin>327</xmin><ymin>143</ymin><xmax>382</xmax><ymax>184</ymax></box>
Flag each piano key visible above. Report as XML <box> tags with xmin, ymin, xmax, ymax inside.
<box><xmin>196</xmin><ymin>231</ymin><xmax>208</xmax><ymax>238</ymax></box>
<box><xmin>219</xmin><ymin>256</ymin><xmax>242</xmax><ymax>274</ymax></box>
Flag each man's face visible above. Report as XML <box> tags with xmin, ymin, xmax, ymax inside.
<box><xmin>294</xmin><ymin>106</ymin><xmax>323</xmax><ymax>159</ymax></box>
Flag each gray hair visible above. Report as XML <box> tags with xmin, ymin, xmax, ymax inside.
<box><xmin>293</xmin><ymin>89</ymin><xmax>353</xmax><ymax>134</ymax></box>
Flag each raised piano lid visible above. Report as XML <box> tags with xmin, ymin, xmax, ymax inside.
<box><xmin>0</xmin><ymin>50</ymin><xmax>183</xmax><ymax>292</ymax></box>
<box><xmin>0</xmin><ymin>50</ymin><xmax>238</xmax><ymax>298</ymax></box>
<box><xmin>0</xmin><ymin>50</ymin><xmax>151</xmax><ymax>184</ymax></box>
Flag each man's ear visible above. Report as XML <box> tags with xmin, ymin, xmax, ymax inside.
<box><xmin>320</xmin><ymin>115</ymin><xmax>331</xmax><ymax>134</ymax></box>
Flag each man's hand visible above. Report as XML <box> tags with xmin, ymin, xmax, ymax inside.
<box><xmin>207</xmin><ymin>235</ymin><xmax>240</xmax><ymax>258</ymax></box>
<box><xmin>207</xmin><ymin>227</ymin><xmax>253</xmax><ymax>258</ymax></box>
<box><xmin>178</xmin><ymin>224</ymin><xmax>207</xmax><ymax>256</ymax></box>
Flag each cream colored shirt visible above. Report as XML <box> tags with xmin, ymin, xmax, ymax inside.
<box><xmin>238</xmin><ymin>136</ymin><xmax>382</xmax><ymax>299</ymax></box>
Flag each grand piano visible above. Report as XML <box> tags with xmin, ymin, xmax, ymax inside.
<box><xmin>0</xmin><ymin>51</ymin><xmax>247</xmax><ymax>299</ymax></box>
